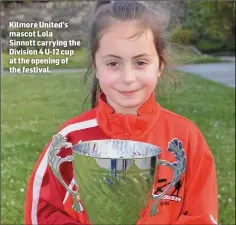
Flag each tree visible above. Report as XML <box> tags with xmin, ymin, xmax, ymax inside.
<box><xmin>184</xmin><ymin>0</ymin><xmax>235</xmax><ymax>52</ymax></box>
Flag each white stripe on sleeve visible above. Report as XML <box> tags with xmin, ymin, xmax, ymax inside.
<box><xmin>31</xmin><ymin>118</ymin><xmax>98</xmax><ymax>225</ymax></box>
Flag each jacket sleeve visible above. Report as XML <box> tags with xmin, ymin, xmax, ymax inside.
<box><xmin>24</xmin><ymin>139</ymin><xmax>82</xmax><ymax>225</ymax></box>
<box><xmin>173</xmin><ymin>125</ymin><xmax>218</xmax><ymax>225</ymax></box>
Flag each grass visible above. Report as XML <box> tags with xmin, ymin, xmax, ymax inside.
<box><xmin>1</xmin><ymin>71</ymin><xmax>235</xmax><ymax>224</ymax></box>
<box><xmin>3</xmin><ymin>46</ymin><xmax>223</xmax><ymax>71</ymax></box>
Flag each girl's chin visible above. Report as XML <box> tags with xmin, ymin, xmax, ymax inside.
<box><xmin>117</xmin><ymin>100</ymin><xmax>144</xmax><ymax>109</ymax></box>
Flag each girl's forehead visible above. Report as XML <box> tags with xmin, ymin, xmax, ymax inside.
<box><xmin>101</xmin><ymin>21</ymin><xmax>152</xmax><ymax>40</ymax></box>
<box><xmin>99</xmin><ymin>24</ymin><xmax>154</xmax><ymax>46</ymax></box>
<box><xmin>98</xmin><ymin>24</ymin><xmax>156</xmax><ymax>56</ymax></box>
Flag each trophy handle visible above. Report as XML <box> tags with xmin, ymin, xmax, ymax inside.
<box><xmin>47</xmin><ymin>134</ymin><xmax>83</xmax><ymax>212</ymax></box>
<box><xmin>150</xmin><ymin>138</ymin><xmax>187</xmax><ymax>216</ymax></box>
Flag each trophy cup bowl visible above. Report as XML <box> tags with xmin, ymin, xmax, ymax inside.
<box><xmin>48</xmin><ymin>134</ymin><xmax>186</xmax><ymax>225</ymax></box>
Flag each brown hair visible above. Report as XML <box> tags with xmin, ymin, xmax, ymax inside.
<box><xmin>84</xmin><ymin>0</ymin><xmax>170</xmax><ymax>109</ymax></box>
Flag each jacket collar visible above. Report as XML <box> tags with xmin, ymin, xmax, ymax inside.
<box><xmin>96</xmin><ymin>92</ymin><xmax>161</xmax><ymax>141</ymax></box>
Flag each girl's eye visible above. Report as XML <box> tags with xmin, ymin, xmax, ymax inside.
<box><xmin>107</xmin><ymin>62</ymin><xmax>119</xmax><ymax>67</ymax></box>
<box><xmin>136</xmin><ymin>61</ymin><xmax>147</xmax><ymax>66</ymax></box>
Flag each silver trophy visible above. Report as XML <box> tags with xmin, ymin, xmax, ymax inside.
<box><xmin>48</xmin><ymin>134</ymin><xmax>186</xmax><ymax>225</ymax></box>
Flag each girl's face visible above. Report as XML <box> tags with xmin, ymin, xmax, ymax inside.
<box><xmin>95</xmin><ymin>21</ymin><xmax>162</xmax><ymax>115</ymax></box>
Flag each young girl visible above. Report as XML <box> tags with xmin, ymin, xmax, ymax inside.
<box><xmin>24</xmin><ymin>1</ymin><xmax>218</xmax><ymax>224</ymax></box>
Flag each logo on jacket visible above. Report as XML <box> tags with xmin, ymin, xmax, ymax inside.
<box><xmin>153</xmin><ymin>178</ymin><xmax>183</xmax><ymax>204</ymax></box>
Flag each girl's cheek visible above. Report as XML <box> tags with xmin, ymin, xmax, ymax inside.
<box><xmin>99</xmin><ymin>71</ymin><xmax>120</xmax><ymax>86</ymax></box>
<box><xmin>138</xmin><ymin>71</ymin><xmax>158</xmax><ymax>85</ymax></box>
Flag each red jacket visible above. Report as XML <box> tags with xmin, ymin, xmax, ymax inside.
<box><xmin>24</xmin><ymin>93</ymin><xmax>218</xmax><ymax>224</ymax></box>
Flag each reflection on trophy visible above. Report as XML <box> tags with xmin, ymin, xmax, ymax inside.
<box><xmin>48</xmin><ymin>134</ymin><xmax>186</xmax><ymax>225</ymax></box>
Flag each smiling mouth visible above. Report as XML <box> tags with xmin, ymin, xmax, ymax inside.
<box><xmin>118</xmin><ymin>90</ymin><xmax>139</xmax><ymax>96</ymax></box>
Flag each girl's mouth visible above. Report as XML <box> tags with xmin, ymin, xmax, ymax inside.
<box><xmin>119</xmin><ymin>90</ymin><xmax>138</xmax><ymax>96</ymax></box>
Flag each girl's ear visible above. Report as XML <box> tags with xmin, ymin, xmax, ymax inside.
<box><xmin>96</xmin><ymin>72</ymin><xmax>99</xmax><ymax>79</ymax></box>
<box><xmin>95</xmin><ymin>68</ymin><xmax>99</xmax><ymax>79</ymax></box>
<box><xmin>160</xmin><ymin>62</ymin><xmax>165</xmax><ymax>73</ymax></box>
<box><xmin>157</xmin><ymin>62</ymin><xmax>164</xmax><ymax>78</ymax></box>
<box><xmin>92</xmin><ymin>63</ymin><xmax>99</xmax><ymax>79</ymax></box>
<box><xmin>157</xmin><ymin>50</ymin><xmax>165</xmax><ymax>78</ymax></box>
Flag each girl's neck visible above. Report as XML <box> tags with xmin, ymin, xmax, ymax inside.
<box><xmin>105</xmin><ymin>94</ymin><xmax>153</xmax><ymax>116</ymax></box>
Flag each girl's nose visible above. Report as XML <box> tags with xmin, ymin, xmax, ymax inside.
<box><xmin>122</xmin><ymin>66</ymin><xmax>136</xmax><ymax>84</ymax></box>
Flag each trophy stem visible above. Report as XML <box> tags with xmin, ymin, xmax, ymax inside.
<box><xmin>150</xmin><ymin>201</ymin><xmax>159</xmax><ymax>216</ymax></box>
<box><xmin>72</xmin><ymin>195</ymin><xmax>82</xmax><ymax>212</ymax></box>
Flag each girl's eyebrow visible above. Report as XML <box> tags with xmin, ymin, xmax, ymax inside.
<box><xmin>101</xmin><ymin>53</ymin><xmax>152</xmax><ymax>59</ymax></box>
